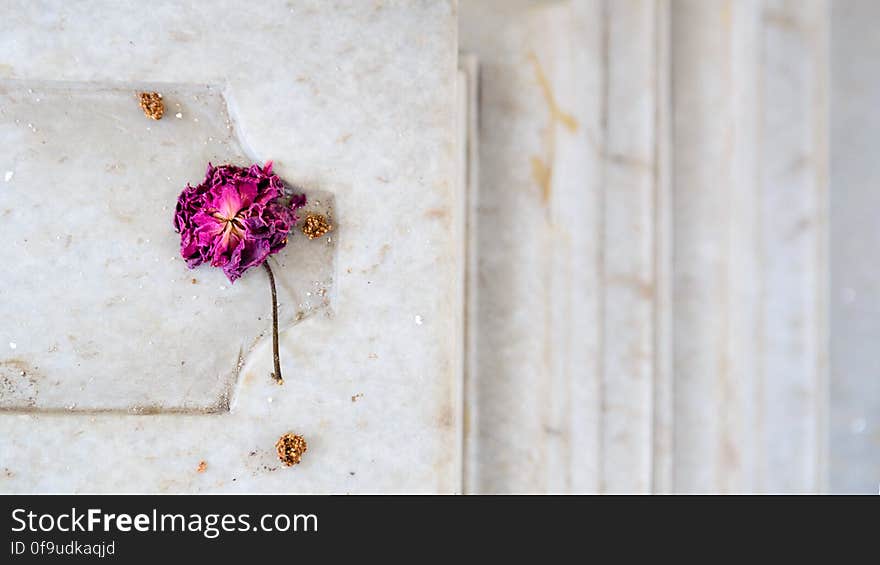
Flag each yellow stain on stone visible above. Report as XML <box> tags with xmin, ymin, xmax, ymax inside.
<box><xmin>528</xmin><ymin>52</ymin><xmax>579</xmax><ymax>204</ymax></box>
<box><xmin>530</xmin><ymin>156</ymin><xmax>553</xmax><ymax>204</ymax></box>
<box><xmin>529</xmin><ymin>52</ymin><xmax>579</xmax><ymax>133</ymax></box>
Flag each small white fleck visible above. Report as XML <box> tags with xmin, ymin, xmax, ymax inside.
<box><xmin>414</xmin><ymin>315</ymin><xmax>423</xmax><ymax>325</ymax></box>
<box><xmin>8</xmin><ymin>342</ymin><xmax>16</xmax><ymax>349</ymax></box>
<box><xmin>193</xmin><ymin>117</ymin><xmax>199</xmax><ymax>122</ymax></box>
<box><xmin>850</xmin><ymin>417</ymin><xmax>867</xmax><ymax>434</ymax></box>
<box><xmin>219</xmin><ymin>285</ymin><xmax>226</xmax><ymax>290</ymax></box>
<box><xmin>4</xmin><ymin>170</ymin><xmax>13</xmax><ymax>182</ymax></box>
<box><xmin>175</xmin><ymin>112</ymin><xmax>183</xmax><ymax>119</ymax></box>
<box><xmin>267</xmin><ymin>397</ymin><xmax>273</xmax><ymax>403</ymax></box>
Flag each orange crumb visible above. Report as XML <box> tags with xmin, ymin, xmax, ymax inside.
<box><xmin>138</xmin><ymin>92</ymin><xmax>165</xmax><ymax>120</ymax></box>
<box><xmin>275</xmin><ymin>433</ymin><xmax>307</xmax><ymax>467</ymax></box>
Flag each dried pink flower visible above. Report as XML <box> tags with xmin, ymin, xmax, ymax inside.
<box><xmin>174</xmin><ymin>161</ymin><xmax>306</xmax><ymax>283</ymax></box>
<box><xmin>174</xmin><ymin>161</ymin><xmax>306</xmax><ymax>384</ymax></box>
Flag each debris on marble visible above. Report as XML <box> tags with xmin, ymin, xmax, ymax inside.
<box><xmin>138</xmin><ymin>91</ymin><xmax>165</xmax><ymax>120</ymax></box>
<box><xmin>275</xmin><ymin>433</ymin><xmax>308</xmax><ymax>467</ymax></box>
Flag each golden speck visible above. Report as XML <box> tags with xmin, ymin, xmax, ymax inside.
<box><xmin>197</xmin><ymin>460</ymin><xmax>207</xmax><ymax>473</ymax></box>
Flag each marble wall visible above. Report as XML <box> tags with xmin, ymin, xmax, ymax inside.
<box><xmin>0</xmin><ymin>0</ymin><xmax>870</xmax><ymax>494</ymax></box>
<box><xmin>462</xmin><ymin>0</ymin><xmax>833</xmax><ymax>493</ymax></box>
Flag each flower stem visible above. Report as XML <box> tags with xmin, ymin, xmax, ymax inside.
<box><xmin>263</xmin><ymin>261</ymin><xmax>283</xmax><ymax>385</ymax></box>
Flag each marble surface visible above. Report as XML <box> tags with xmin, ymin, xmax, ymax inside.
<box><xmin>460</xmin><ymin>0</ymin><xmax>603</xmax><ymax>493</ymax></box>
<box><xmin>672</xmin><ymin>0</ymin><xmax>828</xmax><ymax>493</ymax></box>
<box><xmin>0</xmin><ymin>0</ymin><xmax>843</xmax><ymax>495</ymax></box>
<box><xmin>0</xmin><ymin>0</ymin><xmax>461</xmax><ymax>493</ymax></box>
<box><xmin>461</xmin><ymin>0</ymin><xmax>828</xmax><ymax>494</ymax></box>
<box><xmin>0</xmin><ymin>80</ymin><xmax>335</xmax><ymax>412</ymax></box>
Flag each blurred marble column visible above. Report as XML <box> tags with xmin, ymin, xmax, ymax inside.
<box><xmin>460</xmin><ymin>0</ymin><xmax>670</xmax><ymax>494</ymax></box>
<box><xmin>459</xmin><ymin>0</ymin><xmax>604</xmax><ymax>493</ymax></box>
<box><xmin>600</xmin><ymin>0</ymin><xmax>671</xmax><ymax>494</ymax></box>
<box><xmin>460</xmin><ymin>0</ymin><xmax>828</xmax><ymax>493</ymax></box>
<box><xmin>671</xmin><ymin>0</ymin><xmax>828</xmax><ymax>493</ymax></box>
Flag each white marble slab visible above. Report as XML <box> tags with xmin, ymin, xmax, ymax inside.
<box><xmin>0</xmin><ymin>80</ymin><xmax>335</xmax><ymax>413</ymax></box>
<box><xmin>0</xmin><ymin>0</ymin><xmax>461</xmax><ymax>493</ymax></box>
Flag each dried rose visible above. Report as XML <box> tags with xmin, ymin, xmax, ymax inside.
<box><xmin>174</xmin><ymin>161</ymin><xmax>306</xmax><ymax>283</ymax></box>
<box><xmin>174</xmin><ymin>161</ymin><xmax>306</xmax><ymax>384</ymax></box>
